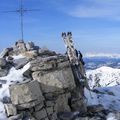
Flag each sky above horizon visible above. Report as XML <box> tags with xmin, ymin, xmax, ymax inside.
<box><xmin>0</xmin><ymin>0</ymin><xmax>120</xmax><ymax>54</ymax></box>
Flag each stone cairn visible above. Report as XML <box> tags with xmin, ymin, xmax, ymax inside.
<box><xmin>0</xmin><ymin>39</ymin><xmax>115</xmax><ymax>120</ymax></box>
<box><xmin>0</xmin><ymin>40</ymin><xmax>87</xmax><ymax>120</ymax></box>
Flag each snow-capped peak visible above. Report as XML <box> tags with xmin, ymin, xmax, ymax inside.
<box><xmin>86</xmin><ymin>66</ymin><xmax>120</xmax><ymax>89</ymax></box>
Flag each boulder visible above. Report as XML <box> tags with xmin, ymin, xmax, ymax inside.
<box><xmin>32</xmin><ymin>67</ymin><xmax>76</xmax><ymax>93</ymax></box>
<box><xmin>4</xmin><ymin>104</ymin><xmax>17</xmax><ymax>117</ymax></box>
<box><xmin>13</xmin><ymin>57</ymin><xmax>28</xmax><ymax>69</ymax></box>
<box><xmin>30</xmin><ymin>56</ymin><xmax>57</xmax><ymax>71</ymax></box>
<box><xmin>9</xmin><ymin>80</ymin><xmax>44</xmax><ymax>107</ymax></box>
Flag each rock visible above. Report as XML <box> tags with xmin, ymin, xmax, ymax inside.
<box><xmin>22</xmin><ymin>50</ymin><xmax>38</xmax><ymax>58</ymax></box>
<box><xmin>46</xmin><ymin>107</ymin><xmax>54</xmax><ymax>115</ymax></box>
<box><xmin>87</xmin><ymin>104</ymin><xmax>104</xmax><ymax>113</ymax></box>
<box><xmin>49</xmin><ymin>112</ymin><xmax>57</xmax><ymax>120</ymax></box>
<box><xmin>8</xmin><ymin>113</ymin><xmax>23</xmax><ymax>120</ymax></box>
<box><xmin>4</xmin><ymin>104</ymin><xmax>17</xmax><ymax>117</ymax></box>
<box><xmin>3</xmin><ymin>96</ymin><xmax>11</xmax><ymax>103</ymax></box>
<box><xmin>30</xmin><ymin>56</ymin><xmax>57</xmax><ymax>71</ymax></box>
<box><xmin>54</xmin><ymin>93</ymin><xmax>71</xmax><ymax>113</ymax></box>
<box><xmin>70</xmin><ymin>88</ymin><xmax>87</xmax><ymax>114</ymax></box>
<box><xmin>57</xmin><ymin>112</ymin><xmax>75</xmax><ymax>120</ymax></box>
<box><xmin>0</xmin><ymin>69</ymin><xmax>8</xmax><ymax>77</ymax></box>
<box><xmin>23</xmin><ymin>69</ymin><xmax>32</xmax><ymax>78</ymax></box>
<box><xmin>38</xmin><ymin>48</ymin><xmax>56</xmax><ymax>57</ymax></box>
<box><xmin>26</xmin><ymin>42</ymin><xmax>35</xmax><ymax>51</ymax></box>
<box><xmin>33</xmin><ymin>108</ymin><xmax>47</xmax><ymax>120</ymax></box>
<box><xmin>6</xmin><ymin>56</ymin><xmax>14</xmax><ymax>63</ymax></box>
<box><xmin>0</xmin><ymin>79</ymin><xmax>7</xmax><ymax>84</ymax></box>
<box><xmin>0</xmin><ymin>48</ymin><xmax>10</xmax><ymax>58</ymax></box>
<box><xmin>16</xmin><ymin>40</ymin><xmax>27</xmax><ymax>52</ymax></box>
<box><xmin>13</xmin><ymin>58</ymin><xmax>28</xmax><ymax>69</ymax></box>
<box><xmin>9</xmin><ymin>80</ymin><xmax>44</xmax><ymax>106</ymax></box>
<box><xmin>0</xmin><ymin>58</ymin><xmax>7</xmax><ymax>67</ymax></box>
<box><xmin>32</xmin><ymin>67</ymin><xmax>76</xmax><ymax>93</ymax></box>
<box><xmin>46</xmin><ymin>101</ymin><xmax>55</xmax><ymax>107</ymax></box>
<box><xmin>34</xmin><ymin>102</ymin><xmax>44</xmax><ymax>111</ymax></box>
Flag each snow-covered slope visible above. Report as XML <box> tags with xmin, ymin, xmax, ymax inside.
<box><xmin>0</xmin><ymin>55</ymin><xmax>30</xmax><ymax>120</ymax></box>
<box><xmin>85</xmin><ymin>86</ymin><xmax>120</xmax><ymax>112</ymax></box>
<box><xmin>86</xmin><ymin>66</ymin><xmax>120</xmax><ymax>89</ymax></box>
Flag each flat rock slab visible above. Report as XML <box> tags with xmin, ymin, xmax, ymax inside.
<box><xmin>32</xmin><ymin>67</ymin><xmax>76</xmax><ymax>93</ymax></box>
<box><xmin>9</xmin><ymin>80</ymin><xmax>44</xmax><ymax>105</ymax></box>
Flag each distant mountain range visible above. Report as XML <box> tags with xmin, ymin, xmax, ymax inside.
<box><xmin>84</xmin><ymin>53</ymin><xmax>120</xmax><ymax>58</ymax></box>
<box><xmin>84</xmin><ymin>54</ymin><xmax>120</xmax><ymax>70</ymax></box>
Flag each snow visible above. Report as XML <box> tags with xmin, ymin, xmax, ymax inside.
<box><xmin>86</xmin><ymin>66</ymin><xmax>120</xmax><ymax>89</ymax></box>
<box><xmin>106</xmin><ymin>113</ymin><xmax>118</xmax><ymax>120</ymax></box>
<box><xmin>85</xmin><ymin>85</ymin><xmax>120</xmax><ymax>111</ymax></box>
<box><xmin>12</xmin><ymin>54</ymin><xmax>25</xmax><ymax>60</ymax></box>
<box><xmin>0</xmin><ymin>62</ymin><xmax>30</xmax><ymax>119</ymax></box>
<box><xmin>0</xmin><ymin>102</ymin><xmax>7</xmax><ymax>120</ymax></box>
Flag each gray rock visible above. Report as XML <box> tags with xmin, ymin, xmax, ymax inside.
<box><xmin>16</xmin><ymin>40</ymin><xmax>27</xmax><ymax>52</ymax></box>
<box><xmin>8</xmin><ymin>113</ymin><xmax>23</xmax><ymax>120</ymax></box>
<box><xmin>26</xmin><ymin>42</ymin><xmax>35</xmax><ymax>51</ymax></box>
<box><xmin>87</xmin><ymin>104</ymin><xmax>104</xmax><ymax>113</ymax></box>
<box><xmin>30</xmin><ymin>56</ymin><xmax>57</xmax><ymax>71</ymax></box>
<box><xmin>46</xmin><ymin>101</ymin><xmax>55</xmax><ymax>107</ymax></box>
<box><xmin>54</xmin><ymin>93</ymin><xmax>71</xmax><ymax>113</ymax></box>
<box><xmin>3</xmin><ymin>96</ymin><xmax>11</xmax><ymax>103</ymax></box>
<box><xmin>0</xmin><ymin>48</ymin><xmax>10</xmax><ymax>58</ymax></box>
<box><xmin>10</xmin><ymin>80</ymin><xmax>44</xmax><ymax>106</ymax></box>
<box><xmin>32</xmin><ymin>67</ymin><xmax>76</xmax><ymax>93</ymax></box>
<box><xmin>34</xmin><ymin>102</ymin><xmax>44</xmax><ymax>112</ymax></box>
<box><xmin>0</xmin><ymin>69</ymin><xmax>8</xmax><ymax>77</ymax></box>
<box><xmin>33</xmin><ymin>108</ymin><xmax>47</xmax><ymax>120</ymax></box>
<box><xmin>46</xmin><ymin>107</ymin><xmax>54</xmax><ymax>115</ymax></box>
<box><xmin>38</xmin><ymin>48</ymin><xmax>56</xmax><ymax>57</ymax></box>
<box><xmin>0</xmin><ymin>58</ymin><xmax>7</xmax><ymax>67</ymax></box>
<box><xmin>22</xmin><ymin>50</ymin><xmax>38</xmax><ymax>58</ymax></box>
<box><xmin>13</xmin><ymin>58</ymin><xmax>28</xmax><ymax>70</ymax></box>
<box><xmin>4</xmin><ymin>104</ymin><xmax>17</xmax><ymax>117</ymax></box>
<box><xmin>57</xmin><ymin>112</ymin><xmax>75</xmax><ymax>120</ymax></box>
<box><xmin>6</xmin><ymin>56</ymin><xmax>14</xmax><ymax>63</ymax></box>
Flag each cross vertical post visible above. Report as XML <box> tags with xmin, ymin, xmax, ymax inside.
<box><xmin>20</xmin><ymin>0</ymin><xmax>24</xmax><ymax>40</ymax></box>
<box><xmin>0</xmin><ymin>0</ymin><xmax>41</xmax><ymax>41</ymax></box>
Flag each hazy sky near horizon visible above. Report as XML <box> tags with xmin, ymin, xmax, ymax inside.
<box><xmin>0</xmin><ymin>0</ymin><xmax>120</xmax><ymax>53</ymax></box>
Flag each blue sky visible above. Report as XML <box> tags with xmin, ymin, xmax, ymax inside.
<box><xmin>0</xmin><ymin>0</ymin><xmax>120</xmax><ymax>53</ymax></box>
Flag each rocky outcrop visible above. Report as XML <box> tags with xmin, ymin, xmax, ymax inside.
<box><xmin>0</xmin><ymin>40</ymin><xmax>87</xmax><ymax>120</ymax></box>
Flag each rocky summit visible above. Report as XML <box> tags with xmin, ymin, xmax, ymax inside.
<box><xmin>0</xmin><ymin>40</ymin><xmax>120</xmax><ymax>120</ymax></box>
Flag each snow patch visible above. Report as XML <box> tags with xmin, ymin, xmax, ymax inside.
<box><xmin>12</xmin><ymin>54</ymin><xmax>25</xmax><ymax>60</ymax></box>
